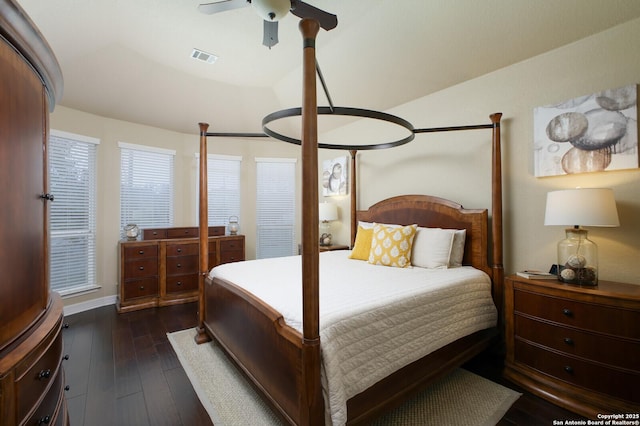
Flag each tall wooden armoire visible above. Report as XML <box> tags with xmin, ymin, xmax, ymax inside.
<box><xmin>0</xmin><ymin>1</ymin><xmax>67</xmax><ymax>425</ymax></box>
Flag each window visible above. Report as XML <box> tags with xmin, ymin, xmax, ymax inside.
<box><xmin>256</xmin><ymin>158</ymin><xmax>297</xmax><ymax>259</ymax></box>
<box><xmin>120</xmin><ymin>143</ymin><xmax>175</xmax><ymax>235</ymax></box>
<box><xmin>49</xmin><ymin>130</ymin><xmax>99</xmax><ymax>295</ymax></box>
<box><xmin>196</xmin><ymin>154</ymin><xmax>242</xmax><ymax>227</ymax></box>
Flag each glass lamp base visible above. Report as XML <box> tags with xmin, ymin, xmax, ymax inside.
<box><xmin>557</xmin><ymin>228</ymin><xmax>598</xmax><ymax>286</ymax></box>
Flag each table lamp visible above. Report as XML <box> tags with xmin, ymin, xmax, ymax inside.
<box><xmin>319</xmin><ymin>202</ymin><xmax>338</xmax><ymax>246</ymax></box>
<box><xmin>544</xmin><ymin>188</ymin><xmax>620</xmax><ymax>286</ymax></box>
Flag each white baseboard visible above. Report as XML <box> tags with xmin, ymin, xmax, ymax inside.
<box><xmin>63</xmin><ymin>295</ymin><xmax>117</xmax><ymax>317</ymax></box>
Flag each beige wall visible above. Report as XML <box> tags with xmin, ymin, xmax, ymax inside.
<box><xmin>53</xmin><ymin>17</ymin><xmax>640</xmax><ymax>308</ymax></box>
<box><xmin>322</xmin><ymin>17</ymin><xmax>640</xmax><ymax>285</ymax></box>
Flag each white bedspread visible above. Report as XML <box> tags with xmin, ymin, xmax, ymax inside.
<box><xmin>209</xmin><ymin>250</ymin><xmax>497</xmax><ymax>425</ymax></box>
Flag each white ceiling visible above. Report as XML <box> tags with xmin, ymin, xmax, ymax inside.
<box><xmin>18</xmin><ymin>0</ymin><xmax>640</xmax><ymax>135</ymax></box>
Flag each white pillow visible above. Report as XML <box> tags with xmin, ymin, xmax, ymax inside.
<box><xmin>411</xmin><ymin>228</ymin><xmax>456</xmax><ymax>269</ymax></box>
<box><xmin>449</xmin><ymin>229</ymin><xmax>467</xmax><ymax>267</ymax></box>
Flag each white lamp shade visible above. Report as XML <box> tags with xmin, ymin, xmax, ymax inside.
<box><xmin>252</xmin><ymin>0</ymin><xmax>290</xmax><ymax>21</ymax></box>
<box><xmin>544</xmin><ymin>188</ymin><xmax>620</xmax><ymax>227</ymax></box>
<box><xmin>319</xmin><ymin>203</ymin><xmax>338</xmax><ymax>222</ymax></box>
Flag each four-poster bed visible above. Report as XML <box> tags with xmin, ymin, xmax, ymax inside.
<box><xmin>194</xmin><ymin>19</ymin><xmax>504</xmax><ymax>426</ymax></box>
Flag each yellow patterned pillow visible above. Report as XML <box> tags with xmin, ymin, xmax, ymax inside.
<box><xmin>368</xmin><ymin>224</ymin><xmax>418</xmax><ymax>268</ymax></box>
<box><xmin>349</xmin><ymin>226</ymin><xmax>373</xmax><ymax>260</ymax></box>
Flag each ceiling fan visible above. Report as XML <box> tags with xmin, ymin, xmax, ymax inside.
<box><xmin>198</xmin><ymin>0</ymin><xmax>338</xmax><ymax>48</ymax></box>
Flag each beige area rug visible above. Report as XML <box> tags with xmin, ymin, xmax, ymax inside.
<box><xmin>168</xmin><ymin>328</ymin><xmax>521</xmax><ymax>426</ymax></box>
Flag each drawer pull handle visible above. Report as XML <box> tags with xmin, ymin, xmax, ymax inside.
<box><xmin>139</xmin><ymin>286</ymin><xmax>145</xmax><ymax>290</ymax></box>
<box><xmin>62</xmin><ymin>323</ymin><xmax>69</xmax><ymax>329</ymax></box>
<box><xmin>38</xmin><ymin>415</ymin><xmax>51</xmax><ymax>425</ymax></box>
<box><xmin>138</xmin><ymin>250</ymin><xmax>144</xmax><ymax>254</ymax></box>
<box><xmin>562</xmin><ymin>308</ymin><xmax>573</xmax><ymax>317</ymax></box>
<box><xmin>139</xmin><ymin>266</ymin><xmax>144</xmax><ymax>271</ymax></box>
<box><xmin>65</xmin><ymin>385</ymin><xmax>70</xmax><ymax>391</ymax></box>
<box><xmin>37</xmin><ymin>369</ymin><xmax>51</xmax><ymax>380</ymax></box>
<box><xmin>563</xmin><ymin>338</ymin><xmax>574</xmax><ymax>346</ymax></box>
<box><xmin>564</xmin><ymin>365</ymin><xmax>574</xmax><ymax>374</ymax></box>
<box><xmin>177</xmin><ymin>248</ymin><xmax>182</xmax><ymax>253</ymax></box>
<box><xmin>176</xmin><ymin>263</ymin><xmax>182</xmax><ymax>268</ymax></box>
<box><xmin>63</xmin><ymin>354</ymin><xmax>70</xmax><ymax>361</ymax></box>
<box><xmin>177</xmin><ymin>281</ymin><xmax>182</xmax><ymax>286</ymax></box>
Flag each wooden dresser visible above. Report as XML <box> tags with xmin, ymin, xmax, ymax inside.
<box><xmin>0</xmin><ymin>2</ymin><xmax>69</xmax><ymax>425</ymax></box>
<box><xmin>117</xmin><ymin>227</ymin><xmax>245</xmax><ymax>312</ymax></box>
<box><xmin>504</xmin><ymin>275</ymin><xmax>640</xmax><ymax>417</ymax></box>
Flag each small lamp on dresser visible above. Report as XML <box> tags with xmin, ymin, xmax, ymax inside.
<box><xmin>319</xmin><ymin>202</ymin><xmax>338</xmax><ymax>246</ymax></box>
<box><xmin>544</xmin><ymin>188</ymin><xmax>620</xmax><ymax>286</ymax></box>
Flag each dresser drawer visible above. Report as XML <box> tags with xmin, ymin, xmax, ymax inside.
<box><xmin>15</xmin><ymin>330</ymin><xmax>63</xmax><ymax>422</ymax></box>
<box><xmin>123</xmin><ymin>277</ymin><xmax>159</xmax><ymax>299</ymax></box>
<box><xmin>23</xmin><ymin>367</ymin><xmax>65</xmax><ymax>426</ymax></box>
<box><xmin>514</xmin><ymin>290</ymin><xmax>640</xmax><ymax>339</ymax></box>
<box><xmin>167</xmin><ymin>227</ymin><xmax>198</xmax><ymax>238</ymax></box>
<box><xmin>515</xmin><ymin>315</ymin><xmax>639</xmax><ymax>371</ymax></box>
<box><xmin>220</xmin><ymin>250</ymin><xmax>244</xmax><ymax>264</ymax></box>
<box><xmin>166</xmin><ymin>242</ymin><xmax>198</xmax><ymax>257</ymax></box>
<box><xmin>124</xmin><ymin>258</ymin><xmax>158</xmax><ymax>278</ymax></box>
<box><xmin>143</xmin><ymin>228</ymin><xmax>168</xmax><ymax>240</ymax></box>
<box><xmin>220</xmin><ymin>239</ymin><xmax>244</xmax><ymax>252</ymax></box>
<box><xmin>515</xmin><ymin>339</ymin><xmax>639</xmax><ymax>403</ymax></box>
<box><xmin>166</xmin><ymin>274</ymin><xmax>199</xmax><ymax>294</ymax></box>
<box><xmin>123</xmin><ymin>244</ymin><xmax>158</xmax><ymax>259</ymax></box>
<box><xmin>166</xmin><ymin>255</ymin><xmax>198</xmax><ymax>275</ymax></box>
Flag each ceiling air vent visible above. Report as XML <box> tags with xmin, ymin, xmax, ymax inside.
<box><xmin>191</xmin><ymin>48</ymin><xmax>218</xmax><ymax>64</ymax></box>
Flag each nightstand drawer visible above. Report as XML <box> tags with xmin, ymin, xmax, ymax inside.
<box><xmin>515</xmin><ymin>315</ymin><xmax>639</xmax><ymax>370</ymax></box>
<box><xmin>166</xmin><ymin>242</ymin><xmax>198</xmax><ymax>257</ymax></box>
<box><xmin>123</xmin><ymin>278</ymin><xmax>159</xmax><ymax>299</ymax></box>
<box><xmin>514</xmin><ymin>290</ymin><xmax>640</xmax><ymax>339</ymax></box>
<box><xmin>166</xmin><ymin>255</ymin><xmax>198</xmax><ymax>275</ymax></box>
<box><xmin>515</xmin><ymin>339</ymin><xmax>639</xmax><ymax>404</ymax></box>
<box><xmin>166</xmin><ymin>274</ymin><xmax>198</xmax><ymax>293</ymax></box>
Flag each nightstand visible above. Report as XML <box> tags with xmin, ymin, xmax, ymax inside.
<box><xmin>503</xmin><ymin>275</ymin><xmax>640</xmax><ymax>418</ymax></box>
<box><xmin>319</xmin><ymin>244</ymin><xmax>349</xmax><ymax>252</ymax></box>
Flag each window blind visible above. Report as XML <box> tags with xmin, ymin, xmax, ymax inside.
<box><xmin>256</xmin><ymin>158</ymin><xmax>297</xmax><ymax>259</ymax></box>
<box><xmin>49</xmin><ymin>130</ymin><xmax>99</xmax><ymax>295</ymax></box>
<box><xmin>120</xmin><ymin>142</ymin><xmax>175</xmax><ymax>236</ymax></box>
<box><xmin>196</xmin><ymin>154</ymin><xmax>242</xmax><ymax>227</ymax></box>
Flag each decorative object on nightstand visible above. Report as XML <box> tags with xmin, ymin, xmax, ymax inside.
<box><xmin>228</xmin><ymin>216</ymin><xmax>239</xmax><ymax>235</ymax></box>
<box><xmin>319</xmin><ymin>202</ymin><xmax>338</xmax><ymax>246</ymax></box>
<box><xmin>544</xmin><ymin>188</ymin><xmax>619</xmax><ymax>286</ymax></box>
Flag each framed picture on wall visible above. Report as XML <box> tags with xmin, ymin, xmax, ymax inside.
<box><xmin>533</xmin><ymin>84</ymin><xmax>638</xmax><ymax>177</ymax></box>
<box><xmin>322</xmin><ymin>156</ymin><xmax>348</xmax><ymax>196</ymax></box>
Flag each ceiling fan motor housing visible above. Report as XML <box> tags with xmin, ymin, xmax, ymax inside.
<box><xmin>252</xmin><ymin>0</ymin><xmax>291</xmax><ymax>21</ymax></box>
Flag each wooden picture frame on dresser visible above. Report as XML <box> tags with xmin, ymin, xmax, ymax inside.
<box><xmin>118</xmin><ymin>227</ymin><xmax>245</xmax><ymax>313</ymax></box>
<box><xmin>0</xmin><ymin>2</ymin><xmax>69</xmax><ymax>425</ymax></box>
<box><xmin>504</xmin><ymin>274</ymin><xmax>640</xmax><ymax>418</ymax></box>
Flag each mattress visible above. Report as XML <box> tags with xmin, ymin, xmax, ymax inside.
<box><xmin>209</xmin><ymin>250</ymin><xmax>497</xmax><ymax>425</ymax></box>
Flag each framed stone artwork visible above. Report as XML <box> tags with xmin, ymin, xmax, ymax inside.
<box><xmin>533</xmin><ymin>84</ymin><xmax>638</xmax><ymax>177</ymax></box>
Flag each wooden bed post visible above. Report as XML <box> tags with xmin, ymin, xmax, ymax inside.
<box><xmin>299</xmin><ymin>19</ymin><xmax>324</xmax><ymax>425</ymax></box>
<box><xmin>490</xmin><ymin>112</ymin><xmax>504</xmax><ymax>323</ymax></box>
<box><xmin>349</xmin><ymin>149</ymin><xmax>357</xmax><ymax>248</ymax></box>
<box><xmin>195</xmin><ymin>122</ymin><xmax>211</xmax><ymax>344</ymax></box>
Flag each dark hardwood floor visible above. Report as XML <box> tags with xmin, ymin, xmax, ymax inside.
<box><xmin>62</xmin><ymin>302</ymin><xmax>586</xmax><ymax>425</ymax></box>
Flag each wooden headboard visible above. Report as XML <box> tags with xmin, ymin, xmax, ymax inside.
<box><xmin>356</xmin><ymin>195</ymin><xmax>490</xmax><ymax>276</ymax></box>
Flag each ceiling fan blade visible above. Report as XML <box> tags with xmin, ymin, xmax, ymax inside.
<box><xmin>263</xmin><ymin>20</ymin><xmax>279</xmax><ymax>48</ymax></box>
<box><xmin>198</xmin><ymin>0</ymin><xmax>250</xmax><ymax>15</ymax></box>
<box><xmin>289</xmin><ymin>0</ymin><xmax>338</xmax><ymax>31</ymax></box>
